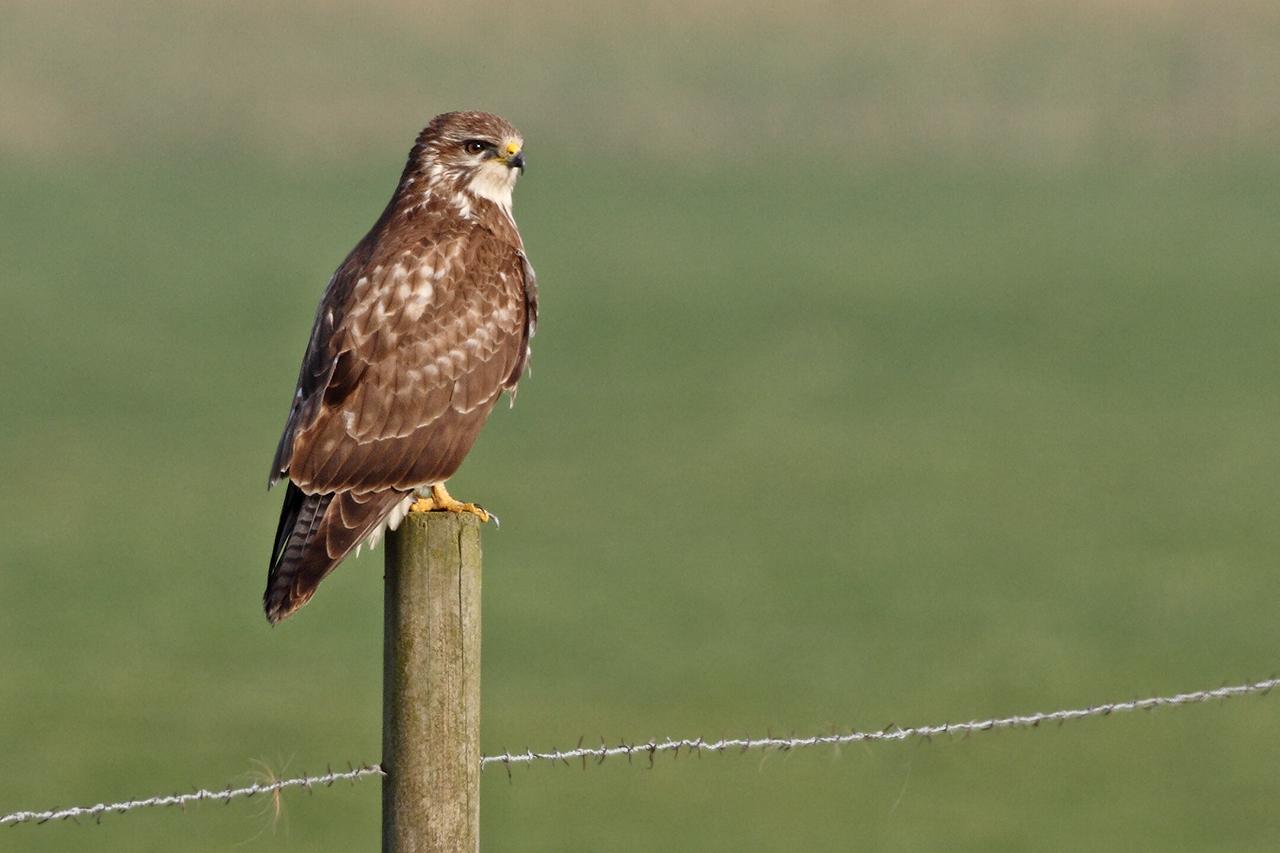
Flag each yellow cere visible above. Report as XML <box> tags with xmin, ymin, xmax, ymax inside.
<box><xmin>504</xmin><ymin>140</ymin><xmax>522</xmax><ymax>157</ymax></box>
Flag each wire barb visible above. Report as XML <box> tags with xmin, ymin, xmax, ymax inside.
<box><xmin>2</xmin><ymin>676</ymin><xmax>1276</xmax><ymax>828</ymax></box>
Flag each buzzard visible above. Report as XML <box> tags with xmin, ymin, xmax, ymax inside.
<box><xmin>264</xmin><ymin>111</ymin><xmax>537</xmax><ymax>623</ymax></box>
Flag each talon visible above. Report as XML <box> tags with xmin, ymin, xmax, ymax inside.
<box><xmin>452</xmin><ymin>503</ymin><xmax>490</xmax><ymax>523</ymax></box>
<box><xmin>419</xmin><ymin>483</ymin><xmax>496</xmax><ymax>523</ymax></box>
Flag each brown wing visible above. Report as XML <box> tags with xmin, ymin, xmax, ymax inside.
<box><xmin>283</xmin><ymin>226</ymin><xmax>530</xmax><ymax>492</ymax></box>
<box><xmin>264</xmin><ymin>220</ymin><xmax>534</xmax><ymax>622</ymax></box>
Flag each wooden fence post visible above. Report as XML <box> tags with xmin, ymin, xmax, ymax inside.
<box><xmin>382</xmin><ymin>511</ymin><xmax>482</xmax><ymax>853</ymax></box>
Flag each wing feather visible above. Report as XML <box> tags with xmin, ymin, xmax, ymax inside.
<box><xmin>279</xmin><ymin>226</ymin><xmax>530</xmax><ymax>493</ymax></box>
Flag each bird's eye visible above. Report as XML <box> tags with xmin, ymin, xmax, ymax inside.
<box><xmin>463</xmin><ymin>140</ymin><xmax>488</xmax><ymax>155</ymax></box>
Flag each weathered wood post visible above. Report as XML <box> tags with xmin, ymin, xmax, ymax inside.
<box><xmin>382</xmin><ymin>511</ymin><xmax>482</xmax><ymax>853</ymax></box>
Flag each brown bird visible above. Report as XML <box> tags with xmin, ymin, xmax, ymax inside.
<box><xmin>264</xmin><ymin>111</ymin><xmax>537</xmax><ymax>623</ymax></box>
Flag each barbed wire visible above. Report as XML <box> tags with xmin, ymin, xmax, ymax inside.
<box><xmin>481</xmin><ymin>675</ymin><xmax>1278</xmax><ymax>771</ymax></box>
<box><xmin>3</xmin><ymin>675</ymin><xmax>1275</xmax><ymax>828</ymax></box>
<box><xmin>1</xmin><ymin>764</ymin><xmax>385</xmax><ymax>828</ymax></box>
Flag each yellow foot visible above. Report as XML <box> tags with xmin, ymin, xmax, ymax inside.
<box><xmin>409</xmin><ymin>484</ymin><xmax>496</xmax><ymax>525</ymax></box>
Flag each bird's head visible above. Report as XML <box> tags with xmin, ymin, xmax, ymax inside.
<box><xmin>410</xmin><ymin>111</ymin><xmax>525</xmax><ymax>212</ymax></box>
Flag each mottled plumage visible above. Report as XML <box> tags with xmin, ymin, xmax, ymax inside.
<box><xmin>265</xmin><ymin>111</ymin><xmax>536</xmax><ymax>623</ymax></box>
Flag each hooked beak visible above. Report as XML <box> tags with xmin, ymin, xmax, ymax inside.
<box><xmin>503</xmin><ymin>140</ymin><xmax>525</xmax><ymax>172</ymax></box>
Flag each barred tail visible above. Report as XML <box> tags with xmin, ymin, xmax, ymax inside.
<box><xmin>264</xmin><ymin>482</ymin><xmax>409</xmax><ymax>623</ymax></box>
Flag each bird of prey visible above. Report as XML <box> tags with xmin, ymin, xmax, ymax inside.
<box><xmin>264</xmin><ymin>111</ymin><xmax>537</xmax><ymax>623</ymax></box>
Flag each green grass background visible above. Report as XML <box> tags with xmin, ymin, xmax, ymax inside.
<box><xmin>2</xmin><ymin>1</ymin><xmax>1279</xmax><ymax>850</ymax></box>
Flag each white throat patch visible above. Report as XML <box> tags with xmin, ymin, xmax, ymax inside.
<box><xmin>467</xmin><ymin>162</ymin><xmax>518</xmax><ymax>211</ymax></box>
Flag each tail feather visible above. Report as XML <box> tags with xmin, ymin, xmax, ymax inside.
<box><xmin>264</xmin><ymin>483</ymin><xmax>409</xmax><ymax>623</ymax></box>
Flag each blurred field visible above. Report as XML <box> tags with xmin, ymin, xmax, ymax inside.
<box><xmin>2</xmin><ymin>1</ymin><xmax>1279</xmax><ymax>851</ymax></box>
